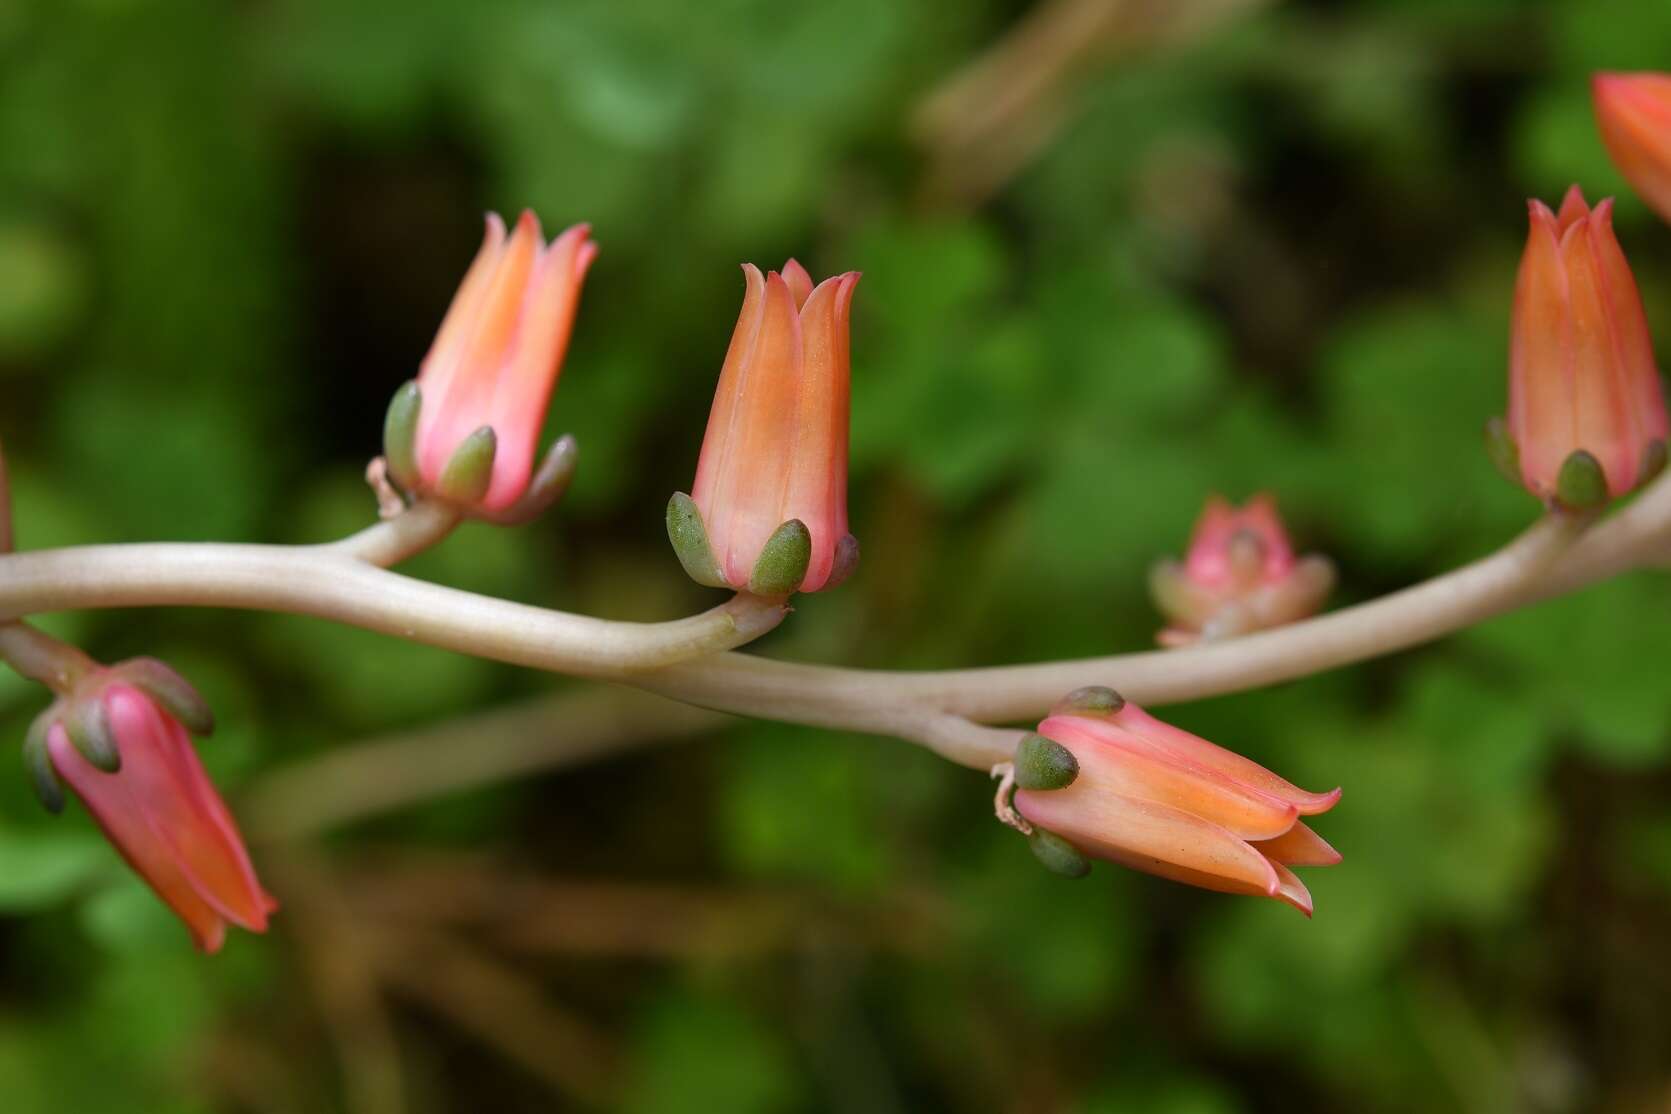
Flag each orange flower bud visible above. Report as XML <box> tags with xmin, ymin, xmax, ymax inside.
<box><xmin>35</xmin><ymin>670</ymin><xmax>275</xmax><ymax>952</ymax></box>
<box><xmin>1593</xmin><ymin>72</ymin><xmax>1671</xmax><ymax>225</ymax></box>
<box><xmin>670</xmin><ymin>260</ymin><xmax>861</xmax><ymax>595</ymax></box>
<box><xmin>1504</xmin><ymin>187</ymin><xmax>1668</xmax><ymax>507</ymax></box>
<box><xmin>1150</xmin><ymin>495</ymin><xmax>1334</xmax><ymax>646</ymax></box>
<box><xmin>385</xmin><ymin>211</ymin><xmax>595</xmax><ymax>516</ymax></box>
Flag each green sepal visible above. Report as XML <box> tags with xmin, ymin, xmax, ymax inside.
<box><xmin>23</xmin><ymin>712</ymin><xmax>64</xmax><ymax>814</ymax></box>
<box><xmin>116</xmin><ymin>658</ymin><xmax>215</xmax><ymax>737</ymax></box>
<box><xmin>382</xmin><ymin>381</ymin><xmax>423</xmax><ymax>491</ymax></box>
<box><xmin>437</xmin><ymin>426</ymin><xmax>498</xmax><ymax>505</ymax></box>
<box><xmin>1052</xmin><ymin>685</ymin><xmax>1125</xmax><ymax>718</ymax></box>
<box><xmin>1028</xmin><ymin>828</ymin><xmax>1091</xmax><ymax>879</ymax></box>
<box><xmin>665</xmin><ymin>492</ymin><xmax>728</xmax><ymax>588</ymax></box>
<box><xmin>1484</xmin><ymin>416</ymin><xmax>1520</xmax><ymax>485</ymax></box>
<box><xmin>823</xmin><ymin>533</ymin><xmax>861</xmax><ymax>590</ymax></box>
<box><xmin>66</xmin><ymin>695</ymin><xmax>120</xmax><ymax>773</ymax></box>
<box><xmin>478</xmin><ymin>435</ymin><xmax>579</xmax><ymax>526</ymax></box>
<box><xmin>748</xmin><ymin>519</ymin><xmax>811</xmax><ymax>597</ymax></box>
<box><xmin>1640</xmin><ymin>439</ymin><xmax>1667</xmax><ymax>487</ymax></box>
<box><xmin>1555</xmin><ymin>449</ymin><xmax>1609</xmax><ymax>510</ymax></box>
<box><xmin>1013</xmin><ymin>732</ymin><xmax>1079</xmax><ymax>791</ymax></box>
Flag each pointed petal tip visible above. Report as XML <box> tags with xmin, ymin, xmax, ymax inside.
<box><xmin>1272</xmin><ymin>863</ymin><xmax>1315</xmax><ymax>917</ymax></box>
<box><xmin>1298</xmin><ymin>785</ymin><xmax>1343</xmax><ymax>815</ymax></box>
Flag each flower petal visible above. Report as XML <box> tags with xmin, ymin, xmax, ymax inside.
<box><xmin>1039</xmin><ymin>715</ymin><xmax>1301</xmax><ymax>840</ymax></box>
<box><xmin>1015</xmin><ymin>786</ymin><xmax>1282</xmax><ymax>898</ymax></box>
<box><xmin>1108</xmin><ymin>704</ymin><xmax>1341</xmax><ymax>815</ymax></box>
<box><xmin>1251</xmin><ymin>820</ymin><xmax>1342</xmax><ymax>866</ymax></box>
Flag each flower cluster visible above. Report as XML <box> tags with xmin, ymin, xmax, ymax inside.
<box><xmin>14</xmin><ymin>62</ymin><xmax>1671</xmax><ymax>946</ymax></box>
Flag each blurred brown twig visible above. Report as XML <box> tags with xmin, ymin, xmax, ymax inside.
<box><xmin>913</xmin><ymin>0</ymin><xmax>1272</xmax><ymax>209</ymax></box>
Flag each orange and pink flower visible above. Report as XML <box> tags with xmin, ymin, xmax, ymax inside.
<box><xmin>670</xmin><ymin>260</ymin><xmax>861</xmax><ymax>595</ymax></box>
<box><xmin>39</xmin><ymin>673</ymin><xmax>274</xmax><ymax>952</ymax></box>
<box><xmin>387</xmin><ymin>210</ymin><xmax>595</xmax><ymax>516</ymax></box>
<box><xmin>1594</xmin><ymin>72</ymin><xmax>1671</xmax><ymax>226</ymax></box>
<box><xmin>1014</xmin><ymin>691</ymin><xmax>1340</xmax><ymax>915</ymax></box>
<box><xmin>1502</xmin><ymin>187</ymin><xmax>1667</xmax><ymax>506</ymax></box>
<box><xmin>1150</xmin><ymin>495</ymin><xmax>1333</xmax><ymax>646</ymax></box>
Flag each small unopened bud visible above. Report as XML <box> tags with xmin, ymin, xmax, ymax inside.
<box><xmin>1028</xmin><ymin>828</ymin><xmax>1091</xmax><ymax>878</ymax></box>
<box><xmin>1153</xmin><ymin>495</ymin><xmax>1332</xmax><ymax>647</ymax></box>
<box><xmin>1013</xmin><ymin>732</ymin><xmax>1079</xmax><ymax>791</ymax></box>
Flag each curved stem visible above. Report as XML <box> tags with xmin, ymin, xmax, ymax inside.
<box><xmin>0</xmin><ymin>622</ymin><xmax>95</xmax><ymax>694</ymax></box>
<box><xmin>637</xmin><ymin>496</ymin><xmax>1650</xmax><ymax>760</ymax></box>
<box><xmin>328</xmin><ymin>501</ymin><xmax>463</xmax><ymax>567</ymax></box>
<box><xmin>2</xmin><ymin>469</ymin><xmax>1669</xmax><ymax>768</ymax></box>
<box><xmin>0</xmin><ymin>543</ymin><xmax>788</xmax><ymax>676</ymax></box>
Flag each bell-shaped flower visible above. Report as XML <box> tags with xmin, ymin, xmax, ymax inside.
<box><xmin>25</xmin><ymin>663</ymin><xmax>275</xmax><ymax>952</ymax></box>
<box><xmin>1149</xmin><ymin>495</ymin><xmax>1334</xmax><ymax>646</ymax></box>
<box><xmin>667</xmin><ymin>260</ymin><xmax>861</xmax><ymax>596</ymax></box>
<box><xmin>1496</xmin><ymin>186</ymin><xmax>1669</xmax><ymax>509</ymax></box>
<box><xmin>383</xmin><ymin>211</ymin><xmax>596</xmax><ymax>519</ymax></box>
<box><xmin>1009</xmin><ymin>688</ymin><xmax>1341</xmax><ymax>916</ymax></box>
<box><xmin>1594</xmin><ymin>72</ymin><xmax>1671</xmax><ymax>226</ymax></box>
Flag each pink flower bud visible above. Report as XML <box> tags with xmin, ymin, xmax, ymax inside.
<box><xmin>1015</xmin><ymin>700</ymin><xmax>1341</xmax><ymax>915</ymax></box>
<box><xmin>404</xmin><ymin>211</ymin><xmax>596</xmax><ymax>514</ymax></box>
<box><xmin>1505</xmin><ymin>187</ymin><xmax>1668</xmax><ymax>505</ymax></box>
<box><xmin>46</xmin><ymin>680</ymin><xmax>275</xmax><ymax>952</ymax></box>
<box><xmin>683</xmin><ymin>260</ymin><xmax>861</xmax><ymax>594</ymax></box>
<box><xmin>1150</xmin><ymin>495</ymin><xmax>1334</xmax><ymax>647</ymax></box>
<box><xmin>1594</xmin><ymin>72</ymin><xmax>1671</xmax><ymax>226</ymax></box>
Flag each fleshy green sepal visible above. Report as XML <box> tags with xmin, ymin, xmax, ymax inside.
<box><xmin>666</xmin><ymin>493</ymin><xmax>728</xmax><ymax>588</ymax></box>
<box><xmin>23</xmin><ymin>712</ymin><xmax>64</xmax><ymax>814</ymax></box>
<box><xmin>382</xmin><ymin>381</ymin><xmax>423</xmax><ymax>491</ymax></box>
<box><xmin>117</xmin><ymin>658</ymin><xmax>215</xmax><ymax>737</ymax></box>
<box><xmin>748</xmin><ymin>519</ymin><xmax>811</xmax><ymax>597</ymax></box>
<box><xmin>1028</xmin><ymin>828</ymin><xmax>1091</xmax><ymax>878</ymax></box>
<box><xmin>1013</xmin><ymin>732</ymin><xmax>1079</xmax><ymax>790</ymax></box>
<box><xmin>437</xmin><ymin>426</ymin><xmax>498</xmax><ymax>505</ymax></box>
<box><xmin>1484</xmin><ymin>417</ymin><xmax>1521</xmax><ymax>485</ymax></box>
<box><xmin>1052</xmin><ymin>686</ymin><xmax>1125</xmax><ymax>718</ymax></box>
<box><xmin>1555</xmin><ymin>449</ymin><xmax>1609</xmax><ymax>510</ymax></box>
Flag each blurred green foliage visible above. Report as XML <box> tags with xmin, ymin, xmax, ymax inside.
<box><xmin>3</xmin><ymin>0</ymin><xmax>1671</xmax><ymax>1111</ymax></box>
